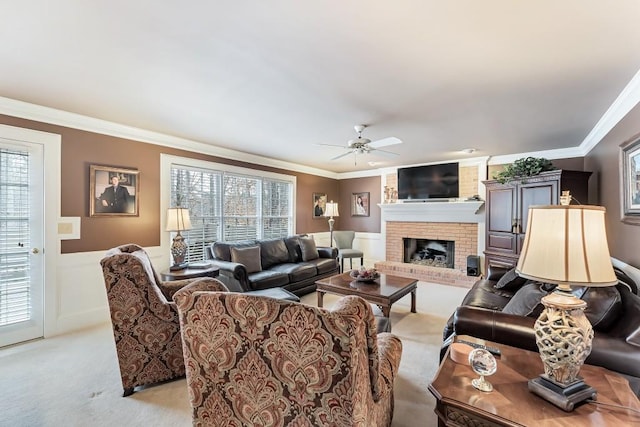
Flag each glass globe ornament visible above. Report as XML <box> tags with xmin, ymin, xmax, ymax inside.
<box><xmin>468</xmin><ymin>348</ymin><xmax>497</xmax><ymax>392</ymax></box>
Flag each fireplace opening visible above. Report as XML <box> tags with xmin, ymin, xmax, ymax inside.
<box><xmin>403</xmin><ymin>238</ymin><xmax>455</xmax><ymax>269</ymax></box>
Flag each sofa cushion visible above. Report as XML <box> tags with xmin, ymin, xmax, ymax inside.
<box><xmin>299</xmin><ymin>236</ymin><xmax>319</xmax><ymax>261</ymax></box>
<box><xmin>231</xmin><ymin>246</ymin><xmax>262</xmax><ymax>274</ymax></box>
<box><xmin>495</xmin><ymin>268</ymin><xmax>528</xmax><ymax>291</ymax></box>
<box><xmin>212</xmin><ymin>240</ymin><xmax>257</xmax><ymax>262</ymax></box>
<box><xmin>247</xmin><ymin>270</ymin><xmax>290</xmax><ymax>290</ymax></box>
<box><xmin>270</xmin><ymin>263</ymin><xmax>317</xmax><ymax>282</ymax></box>
<box><xmin>259</xmin><ymin>238</ymin><xmax>290</xmax><ymax>269</ymax></box>
<box><xmin>580</xmin><ymin>286</ymin><xmax>622</xmax><ymax>331</ymax></box>
<box><xmin>301</xmin><ymin>258</ymin><xmax>338</xmax><ymax>275</ymax></box>
<box><xmin>460</xmin><ymin>279</ymin><xmax>514</xmax><ymax>311</ymax></box>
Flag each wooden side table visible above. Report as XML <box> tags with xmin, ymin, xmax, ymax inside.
<box><xmin>429</xmin><ymin>335</ymin><xmax>640</xmax><ymax>426</ymax></box>
<box><xmin>160</xmin><ymin>265</ymin><xmax>219</xmax><ymax>281</ymax></box>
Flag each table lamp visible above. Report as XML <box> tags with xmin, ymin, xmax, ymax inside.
<box><xmin>166</xmin><ymin>207</ymin><xmax>192</xmax><ymax>271</ymax></box>
<box><xmin>324</xmin><ymin>201</ymin><xmax>339</xmax><ymax>247</ymax></box>
<box><xmin>516</xmin><ymin>203</ymin><xmax>617</xmax><ymax>411</ymax></box>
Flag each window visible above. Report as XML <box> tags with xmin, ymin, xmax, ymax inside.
<box><xmin>0</xmin><ymin>148</ymin><xmax>31</xmax><ymax>326</ymax></box>
<box><xmin>168</xmin><ymin>158</ymin><xmax>295</xmax><ymax>262</ymax></box>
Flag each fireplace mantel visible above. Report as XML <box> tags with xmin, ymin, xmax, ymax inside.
<box><xmin>378</xmin><ymin>200</ymin><xmax>484</xmax><ymax>223</ymax></box>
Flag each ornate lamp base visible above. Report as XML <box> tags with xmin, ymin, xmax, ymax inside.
<box><xmin>170</xmin><ymin>232</ymin><xmax>188</xmax><ymax>270</ymax></box>
<box><xmin>531</xmin><ymin>289</ymin><xmax>596</xmax><ymax>411</ymax></box>
<box><xmin>528</xmin><ymin>376</ymin><xmax>596</xmax><ymax>412</ymax></box>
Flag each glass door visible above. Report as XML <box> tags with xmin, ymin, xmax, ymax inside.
<box><xmin>0</xmin><ymin>139</ymin><xmax>44</xmax><ymax>347</ymax></box>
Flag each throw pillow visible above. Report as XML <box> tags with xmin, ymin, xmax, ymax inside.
<box><xmin>284</xmin><ymin>236</ymin><xmax>303</xmax><ymax>263</ymax></box>
<box><xmin>495</xmin><ymin>268</ymin><xmax>528</xmax><ymax>291</ymax></box>
<box><xmin>502</xmin><ymin>282</ymin><xmax>550</xmax><ymax>318</ymax></box>
<box><xmin>231</xmin><ymin>246</ymin><xmax>262</xmax><ymax>274</ymax></box>
<box><xmin>580</xmin><ymin>286</ymin><xmax>622</xmax><ymax>331</ymax></box>
<box><xmin>299</xmin><ymin>236</ymin><xmax>319</xmax><ymax>261</ymax></box>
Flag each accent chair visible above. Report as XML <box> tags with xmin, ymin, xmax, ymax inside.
<box><xmin>100</xmin><ymin>243</ymin><xmax>227</xmax><ymax>396</ymax></box>
<box><xmin>174</xmin><ymin>287</ymin><xmax>403</xmax><ymax>426</ymax></box>
<box><xmin>333</xmin><ymin>230</ymin><xmax>364</xmax><ymax>272</ymax></box>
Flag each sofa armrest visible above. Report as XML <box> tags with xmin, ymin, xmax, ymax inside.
<box><xmin>208</xmin><ymin>260</ymin><xmax>250</xmax><ymax>291</ymax></box>
<box><xmin>486</xmin><ymin>265</ymin><xmax>510</xmax><ymax>281</ymax></box>
<box><xmin>452</xmin><ymin>306</ymin><xmax>537</xmax><ymax>352</ymax></box>
<box><xmin>317</xmin><ymin>246</ymin><xmax>338</xmax><ymax>259</ymax></box>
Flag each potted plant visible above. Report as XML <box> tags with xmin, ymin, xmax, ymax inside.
<box><xmin>493</xmin><ymin>157</ymin><xmax>556</xmax><ymax>184</ymax></box>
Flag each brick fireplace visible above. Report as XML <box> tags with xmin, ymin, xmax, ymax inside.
<box><xmin>374</xmin><ymin>201</ymin><xmax>483</xmax><ymax>287</ymax></box>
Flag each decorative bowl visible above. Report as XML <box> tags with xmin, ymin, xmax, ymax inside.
<box><xmin>349</xmin><ymin>268</ymin><xmax>380</xmax><ymax>283</ymax></box>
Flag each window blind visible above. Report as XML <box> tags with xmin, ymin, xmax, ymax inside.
<box><xmin>170</xmin><ymin>164</ymin><xmax>293</xmax><ymax>261</ymax></box>
<box><xmin>0</xmin><ymin>148</ymin><xmax>31</xmax><ymax>326</ymax></box>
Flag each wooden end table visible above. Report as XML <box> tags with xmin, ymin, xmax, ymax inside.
<box><xmin>315</xmin><ymin>272</ymin><xmax>417</xmax><ymax>317</ymax></box>
<box><xmin>429</xmin><ymin>335</ymin><xmax>640</xmax><ymax>426</ymax></box>
<box><xmin>160</xmin><ymin>265</ymin><xmax>219</xmax><ymax>281</ymax></box>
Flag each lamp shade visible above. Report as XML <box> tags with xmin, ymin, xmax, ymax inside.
<box><xmin>516</xmin><ymin>205</ymin><xmax>616</xmax><ymax>288</ymax></box>
<box><xmin>324</xmin><ymin>202</ymin><xmax>339</xmax><ymax>218</ymax></box>
<box><xmin>166</xmin><ymin>208</ymin><xmax>192</xmax><ymax>232</ymax></box>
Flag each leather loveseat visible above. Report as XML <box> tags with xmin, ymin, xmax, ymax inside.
<box><xmin>441</xmin><ymin>262</ymin><xmax>640</xmax><ymax>396</ymax></box>
<box><xmin>207</xmin><ymin>234</ymin><xmax>339</xmax><ymax>296</ymax></box>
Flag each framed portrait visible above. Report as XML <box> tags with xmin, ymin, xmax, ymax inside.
<box><xmin>621</xmin><ymin>135</ymin><xmax>640</xmax><ymax>225</ymax></box>
<box><xmin>351</xmin><ymin>192</ymin><xmax>370</xmax><ymax>217</ymax></box>
<box><xmin>90</xmin><ymin>165</ymin><xmax>139</xmax><ymax>217</ymax></box>
<box><xmin>313</xmin><ymin>192</ymin><xmax>327</xmax><ymax>218</ymax></box>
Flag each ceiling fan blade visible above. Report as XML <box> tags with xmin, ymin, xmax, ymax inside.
<box><xmin>316</xmin><ymin>143</ymin><xmax>348</xmax><ymax>148</ymax></box>
<box><xmin>330</xmin><ymin>151</ymin><xmax>354</xmax><ymax>161</ymax></box>
<box><xmin>370</xmin><ymin>148</ymin><xmax>399</xmax><ymax>158</ymax></box>
<box><xmin>368</xmin><ymin>137</ymin><xmax>402</xmax><ymax>148</ymax></box>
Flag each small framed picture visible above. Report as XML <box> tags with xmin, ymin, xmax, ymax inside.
<box><xmin>351</xmin><ymin>192</ymin><xmax>370</xmax><ymax>217</ymax></box>
<box><xmin>620</xmin><ymin>134</ymin><xmax>640</xmax><ymax>225</ymax></box>
<box><xmin>313</xmin><ymin>193</ymin><xmax>327</xmax><ymax>218</ymax></box>
<box><xmin>90</xmin><ymin>165</ymin><xmax>139</xmax><ymax>217</ymax></box>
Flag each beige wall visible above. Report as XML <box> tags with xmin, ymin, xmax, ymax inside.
<box><xmin>585</xmin><ymin>103</ymin><xmax>640</xmax><ymax>267</ymax></box>
<box><xmin>5</xmin><ymin>109</ymin><xmax>635</xmax><ymax>267</ymax></box>
<box><xmin>335</xmin><ymin>176</ymin><xmax>382</xmax><ymax>233</ymax></box>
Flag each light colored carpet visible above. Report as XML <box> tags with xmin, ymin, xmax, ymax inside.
<box><xmin>0</xmin><ymin>282</ymin><xmax>467</xmax><ymax>426</ymax></box>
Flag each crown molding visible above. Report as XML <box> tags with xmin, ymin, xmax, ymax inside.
<box><xmin>0</xmin><ymin>96</ymin><xmax>338</xmax><ymax>179</ymax></box>
<box><xmin>487</xmin><ymin>146</ymin><xmax>584</xmax><ymax>165</ymax></box>
<box><xmin>579</xmin><ymin>68</ymin><xmax>640</xmax><ymax>156</ymax></box>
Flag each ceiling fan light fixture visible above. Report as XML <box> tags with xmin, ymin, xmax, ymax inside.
<box><xmin>322</xmin><ymin>125</ymin><xmax>402</xmax><ymax>163</ymax></box>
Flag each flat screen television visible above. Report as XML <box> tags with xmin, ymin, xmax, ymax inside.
<box><xmin>397</xmin><ymin>162</ymin><xmax>459</xmax><ymax>200</ymax></box>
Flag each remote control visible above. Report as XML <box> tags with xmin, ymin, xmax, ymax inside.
<box><xmin>457</xmin><ymin>339</ymin><xmax>501</xmax><ymax>356</ymax></box>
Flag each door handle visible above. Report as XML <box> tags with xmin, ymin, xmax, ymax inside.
<box><xmin>32</xmin><ymin>248</ymin><xmax>40</xmax><ymax>254</ymax></box>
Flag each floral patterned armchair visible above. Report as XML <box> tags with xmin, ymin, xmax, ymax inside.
<box><xmin>174</xmin><ymin>287</ymin><xmax>403</xmax><ymax>427</ymax></box>
<box><xmin>100</xmin><ymin>244</ymin><xmax>228</xmax><ymax>396</ymax></box>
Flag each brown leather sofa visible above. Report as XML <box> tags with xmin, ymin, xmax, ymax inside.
<box><xmin>441</xmin><ymin>263</ymin><xmax>640</xmax><ymax>396</ymax></box>
<box><xmin>207</xmin><ymin>234</ymin><xmax>339</xmax><ymax>296</ymax></box>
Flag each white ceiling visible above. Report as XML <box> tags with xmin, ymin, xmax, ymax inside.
<box><xmin>2</xmin><ymin>1</ymin><xmax>640</xmax><ymax>173</ymax></box>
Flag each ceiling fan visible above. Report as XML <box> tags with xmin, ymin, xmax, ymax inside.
<box><xmin>319</xmin><ymin>125</ymin><xmax>402</xmax><ymax>164</ymax></box>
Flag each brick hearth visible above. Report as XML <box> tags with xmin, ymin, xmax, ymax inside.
<box><xmin>375</xmin><ymin>221</ymin><xmax>478</xmax><ymax>288</ymax></box>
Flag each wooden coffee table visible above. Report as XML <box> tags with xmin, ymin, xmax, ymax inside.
<box><xmin>429</xmin><ymin>335</ymin><xmax>640</xmax><ymax>426</ymax></box>
<box><xmin>315</xmin><ymin>272</ymin><xmax>417</xmax><ymax>317</ymax></box>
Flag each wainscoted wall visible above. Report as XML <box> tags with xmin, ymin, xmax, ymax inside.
<box><xmin>0</xmin><ymin>112</ymin><xmax>343</xmax><ymax>337</ymax></box>
<box><xmin>54</xmin><ymin>246</ymin><xmax>166</xmax><ymax>333</ymax></box>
